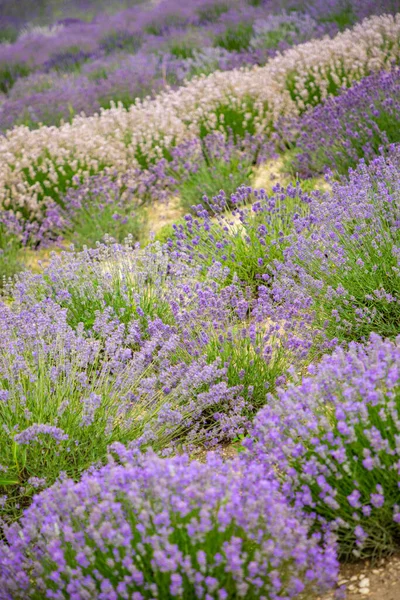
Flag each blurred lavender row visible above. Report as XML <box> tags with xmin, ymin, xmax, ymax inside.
<box><xmin>0</xmin><ymin>0</ymin><xmax>398</xmax><ymax>131</ymax></box>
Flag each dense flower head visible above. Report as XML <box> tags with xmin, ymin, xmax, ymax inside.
<box><xmin>247</xmin><ymin>332</ymin><xmax>400</xmax><ymax>558</ymax></box>
<box><xmin>0</xmin><ymin>447</ymin><xmax>339</xmax><ymax>599</ymax></box>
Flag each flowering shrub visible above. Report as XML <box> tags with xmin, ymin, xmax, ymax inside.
<box><xmin>0</xmin><ymin>447</ymin><xmax>339</xmax><ymax>599</ymax></box>
<box><xmin>254</xmin><ymin>148</ymin><xmax>400</xmax><ymax>350</ymax></box>
<box><xmin>247</xmin><ymin>333</ymin><xmax>400</xmax><ymax>559</ymax></box>
<box><xmin>63</xmin><ymin>173</ymin><xmax>145</xmax><ymax>248</ymax></box>
<box><xmin>0</xmin><ymin>230</ymin><xmax>299</xmax><ymax>522</ymax></box>
<box><xmin>285</xmin><ymin>67</ymin><xmax>400</xmax><ymax>177</ymax></box>
<box><xmin>166</xmin><ymin>182</ymin><xmax>312</xmax><ymax>292</ymax></box>
<box><xmin>134</xmin><ymin>133</ymin><xmax>270</xmax><ymax>209</ymax></box>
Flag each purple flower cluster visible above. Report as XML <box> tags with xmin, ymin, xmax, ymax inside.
<box><xmin>0</xmin><ymin>231</ymin><xmax>286</xmax><ymax>521</ymax></box>
<box><xmin>132</xmin><ymin>133</ymin><xmax>271</xmax><ymax>206</ymax></box>
<box><xmin>252</xmin><ymin>146</ymin><xmax>400</xmax><ymax>351</ymax></box>
<box><xmin>165</xmin><ymin>181</ymin><xmax>311</xmax><ymax>292</ymax></box>
<box><xmin>284</xmin><ymin>67</ymin><xmax>400</xmax><ymax>177</ymax></box>
<box><xmin>0</xmin><ymin>447</ymin><xmax>338</xmax><ymax>599</ymax></box>
<box><xmin>247</xmin><ymin>332</ymin><xmax>400</xmax><ymax>558</ymax></box>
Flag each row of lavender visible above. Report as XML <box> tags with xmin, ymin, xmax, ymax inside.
<box><xmin>1</xmin><ymin>143</ymin><xmax>400</xmax><ymax>596</ymax></box>
<box><xmin>1</xmin><ymin>11</ymin><xmax>400</xmax><ymax>258</ymax></box>
<box><xmin>0</xmin><ymin>0</ymin><xmax>396</xmax><ymax>132</ymax></box>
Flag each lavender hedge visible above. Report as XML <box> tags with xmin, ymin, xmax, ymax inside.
<box><xmin>247</xmin><ymin>333</ymin><xmax>400</xmax><ymax>559</ymax></box>
<box><xmin>253</xmin><ymin>147</ymin><xmax>400</xmax><ymax>354</ymax></box>
<box><xmin>0</xmin><ymin>447</ymin><xmax>338</xmax><ymax>599</ymax></box>
<box><xmin>284</xmin><ymin>68</ymin><xmax>400</xmax><ymax>178</ymax></box>
<box><xmin>0</xmin><ymin>0</ymin><xmax>398</xmax><ymax>131</ymax></box>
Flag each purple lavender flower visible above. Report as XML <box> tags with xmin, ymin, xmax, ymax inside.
<box><xmin>0</xmin><ymin>449</ymin><xmax>338</xmax><ymax>598</ymax></box>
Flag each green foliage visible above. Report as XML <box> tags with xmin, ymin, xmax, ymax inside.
<box><xmin>0</xmin><ymin>226</ymin><xmax>24</xmax><ymax>288</ymax></box>
<box><xmin>153</xmin><ymin>220</ymin><xmax>184</xmax><ymax>245</ymax></box>
<box><xmin>178</xmin><ymin>156</ymin><xmax>253</xmax><ymax>213</ymax></box>
<box><xmin>293</xmin><ymin>183</ymin><xmax>400</xmax><ymax>343</ymax></box>
<box><xmin>285</xmin><ymin>62</ymin><xmax>352</xmax><ymax>110</ymax></box>
<box><xmin>0</xmin><ymin>62</ymin><xmax>31</xmax><ymax>94</ymax></box>
<box><xmin>254</xmin><ymin>22</ymin><xmax>302</xmax><ymax>50</ymax></box>
<box><xmin>21</xmin><ymin>152</ymin><xmax>107</xmax><ymax>212</ymax></box>
<box><xmin>0</xmin><ymin>26</ymin><xmax>18</xmax><ymax>44</ymax></box>
<box><xmin>0</xmin><ymin>339</ymin><xmax>167</xmax><ymax>524</ymax></box>
<box><xmin>144</xmin><ymin>14</ymin><xmax>187</xmax><ymax>36</ymax></box>
<box><xmin>177</xmin><ymin>185</ymin><xmax>309</xmax><ymax>293</ymax></box>
<box><xmin>67</xmin><ymin>201</ymin><xmax>146</xmax><ymax>251</ymax></box>
<box><xmin>167</xmin><ymin>39</ymin><xmax>199</xmax><ymax>59</ymax></box>
<box><xmin>213</xmin><ymin>22</ymin><xmax>254</xmax><ymax>52</ymax></box>
<box><xmin>199</xmin><ymin>99</ymin><xmax>263</xmax><ymax>141</ymax></box>
<box><xmin>99</xmin><ymin>30</ymin><xmax>143</xmax><ymax>55</ymax></box>
<box><xmin>205</xmin><ymin>328</ymin><xmax>286</xmax><ymax>410</ymax></box>
<box><xmin>318</xmin><ymin>3</ymin><xmax>355</xmax><ymax>30</ymax></box>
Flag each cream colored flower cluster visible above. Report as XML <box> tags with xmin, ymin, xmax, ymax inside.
<box><xmin>1</xmin><ymin>13</ymin><xmax>399</xmax><ymax>218</ymax></box>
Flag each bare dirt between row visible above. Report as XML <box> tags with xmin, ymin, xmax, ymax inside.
<box><xmin>318</xmin><ymin>555</ymin><xmax>400</xmax><ymax>600</ymax></box>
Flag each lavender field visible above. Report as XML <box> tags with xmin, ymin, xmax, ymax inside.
<box><xmin>1</xmin><ymin>0</ymin><xmax>400</xmax><ymax>598</ymax></box>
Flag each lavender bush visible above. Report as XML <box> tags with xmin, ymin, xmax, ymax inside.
<box><xmin>134</xmin><ymin>133</ymin><xmax>270</xmax><ymax>210</ymax></box>
<box><xmin>254</xmin><ymin>149</ymin><xmax>400</xmax><ymax>352</ymax></box>
<box><xmin>0</xmin><ymin>447</ymin><xmax>339</xmax><ymax>599</ymax></box>
<box><xmin>166</xmin><ymin>183</ymin><xmax>312</xmax><ymax>293</ymax></box>
<box><xmin>247</xmin><ymin>333</ymin><xmax>400</xmax><ymax>559</ymax></box>
<box><xmin>0</xmin><ymin>230</ymin><xmax>298</xmax><ymax>522</ymax></box>
<box><xmin>63</xmin><ymin>173</ymin><xmax>145</xmax><ymax>248</ymax></box>
<box><xmin>284</xmin><ymin>68</ymin><xmax>400</xmax><ymax>178</ymax></box>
